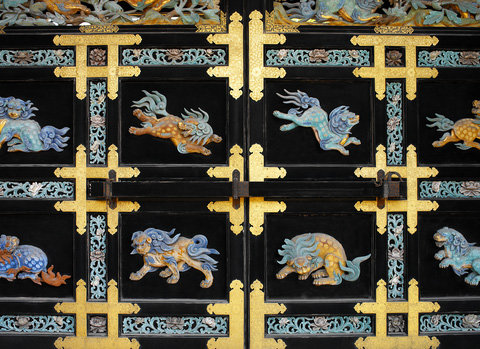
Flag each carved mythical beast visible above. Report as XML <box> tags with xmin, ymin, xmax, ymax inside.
<box><xmin>276</xmin><ymin>233</ymin><xmax>370</xmax><ymax>286</ymax></box>
<box><xmin>434</xmin><ymin>227</ymin><xmax>480</xmax><ymax>286</ymax></box>
<box><xmin>273</xmin><ymin>90</ymin><xmax>361</xmax><ymax>155</ymax></box>
<box><xmin>130</xmin><ymin>228</ymin><xmax>219</xmax><ymax>288</ymax></box>
<box><xmin>427</xmin><ymin>100</ymin><xmax>480</xmax><ymax>151</ymax></box>
<box><xmin>0</xmin><ymin>96</ymin><xmax>69</xmax><ymax>153</ymax></box>
<box><xmin>0</xmin><ymin>234</ymin><xmax>70</xmax><ymax>286</ymax></box>
<box><xmin>129</xmin><ymin>90</ymin><xmax>222</xmax><ymax>156</ymax></box>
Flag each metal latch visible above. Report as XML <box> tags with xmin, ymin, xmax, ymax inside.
<box><xmin>374</xmin><ymin>170</ymin><xmax>403</xmax><ymax>209</ymax></box>
<box><xmin>105</xmin><ymin>170</ymin><xmax>117</xmax><ymax>209</ymax></box>
<box><xmin>232</xmin><ymin>169</ymin><xmax>249</xmax><ymax>209</ymax></box>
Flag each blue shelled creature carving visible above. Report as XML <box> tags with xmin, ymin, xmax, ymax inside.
<box><xmin>0</xmin><ymin>234</ymin><xmax>70</xmax><ymax>286</ymax></box>
<box><xmin>0</xmin><ymin>96</ymin><xmax>69</xmax><ymax>153</ymax></box>
<box><xmin>273</xmin><ymin>90</ymin><xmax>361</xmax><ymax>155</ymax></box>
<box><xmin>434</xmin><ymin>227</ymin><xmax>480</xmax><ymax>286</ymax></box>
<box><xmin>276</xmin><ymin>233</ymin><xmax>370</xmax><ymax>286</ymax></box>
<box><xmin>129</xmin><ymin>228</ymin><xmax>219</xmax><ymax>288</ymax></box>
<box><xmin>129</xmin><ymin>90</ymin><xmax>222</xmax><ymax>156</ymax></box>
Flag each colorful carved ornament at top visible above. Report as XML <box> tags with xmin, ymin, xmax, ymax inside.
<box><xmin>273</xmin><ymin>89</ymin><xmax>361</xmax><ymax>155</ymax></box>
<box><xmin>0</xmin><ymin>234</ymin><xmax>71</xmax><ymax>286</ymax></box>
<box><xmin>273</xmin><ymin>0</ymin><xmax>480</xmax><ymax>27</ymax></box>
<box><xmin>434</xmin><ymin>227</ymin><xmax>480</xmax><ymax>286</ymax></box>
<box><xmin>129</xmin><ymin>228</ymin><xmax>220</xmax><ymax>288</ymax></box>
<box><xmin>0</xmin><ymin>96</ymin><xmax>69</xmax><ymax>153</ymax></box>
<box><xmin>276</xmin><ymin>233</ymin><xmax>371</xmax><ymax>286</ymax></box>
<box><xmin>427</xmin><ymin>100</ymin><xmax>480</xmax><ymax>151</ymax></box>
<box><xmin>129</xmin><ymin>90</ymin><xmax>222</xmax><ymax>156</ymax></box>
<box><xmin>0</xmin><ymin>0</ymin><xmax>220</xmax><ymax>26</ymax></box>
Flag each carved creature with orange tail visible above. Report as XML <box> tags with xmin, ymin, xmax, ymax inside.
<box><xmin>0</xmin><ymin>234</ymin><xmax>70</xmax><ymax>286</ymax></box>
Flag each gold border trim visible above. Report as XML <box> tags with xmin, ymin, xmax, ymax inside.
<box><xmin>265</xmin><ymin>10</ymin><xmax>299</xmax><ymax>33</ymax></box>
<box><xmin>374</xmin><ymin>26</ymin><xmax>414</xmax><ymax>34</ymax></box>
<box><xmin>79</xmin><ymin>25</ymin><xmax>119</xmax><ymax>33</ymax></box>
<box><xmin>196</xmin><ymin>11</ymin><xmax>227</xmax><ymax>33</ymax></box>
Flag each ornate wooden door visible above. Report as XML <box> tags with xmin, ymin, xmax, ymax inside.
<box><xmin>1</xmin><ymin>1</ymin><xmax>480</xmax><ymax>348</ymax></box>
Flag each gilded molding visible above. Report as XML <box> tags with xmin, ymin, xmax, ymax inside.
<box><xmin>53</xmin><ymin>34</ymin><xmax>142</xmax><ymax>100</ymax></box>
<box><xmin>196</xmin><ymin>11</ymin><xmax>227</xmax><ymax>33</ymax></box>
<box><xmin>249</xmin><ymin>11</ymin><xmax>286</xmax><ymax>101</ymax></box>
<box><xmin>374</xmin><ymin>26</ymin><xmax>414</xmax><ymax>34</ymax></box>
<box><xmin>249</xmin><ymin>144</ymin><xmax>286</xmax><ymax>236</ymax></box>
<box><xmin>0</xmin><ymin>26</ymin><xmax>5</xmax><ymax>34</ymax></box>
<box><xmin>54</xmin><ymin>145</ymin><xmax>140</xmax><ymax>235</ymax></box>
<box><xmin>206</xmin><ymin>12</ymin><xmax>243</xmax><ymax>99</ymax></box>
<box><xmin>355</xmin><ymin>279</ymin><xmax>440</xmax><ymax>348</ymax></box>
<box><xmin>351</xmin><ymin>35</ymin><xmax>438</xmax><ymax>100</ymax></box>
<box><xmin>55</xmin><ymin>279</ymin><xmax>140</xmax><ymax>349</ymax></box>
<box><xmin>355</xmin><ymin>144</ymin><xmax>438</xmax><ymax>234</ymax></box>
<box><xmin>207</xmin><ymin>145</ymin><xmax>245</xmax><ymax>235</ymax></box>
<box><xmin>250</xmin><ymin>280</ymin><xmax>286</xmax><ymax>349</ymax></box>
<box><xmin>265</xmin><ymin>11</ymin><xmax>299</xmax><ymax>33</ymax></box>
<box><xmin>207</xmin><ymin>280</ymin><xmax>244</xmax><ymax>349</ymax></box>
<box><xmin>79</xmin><ymin>25</ymin><xmax>119</xmax><ymax>33</ymax></box>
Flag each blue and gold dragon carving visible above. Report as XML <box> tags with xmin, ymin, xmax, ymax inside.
<box><xmin>0</xmin><ymin>96</ymin><xmax>69</xmax><ymax>153</ymax></box>
<box><xmin>0</xmin><ymin>234</ymin><xmax>71</xmax><ymax>286</ymax></box>
<box><xmin>130</xmin><ymin>228</ymin><xmax>219</xmax><ymax>288</ymax></box>
<box><xmin>273</xmin><ymin>90</ymin><xmax>361</xmax><ymax>155</ymax></box>
<box><xmin>434</xmin><ymin>227</ymin><xmax>480</xmax><ymax>286</ymax></box>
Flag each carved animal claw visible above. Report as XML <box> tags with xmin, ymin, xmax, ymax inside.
<box><xmin>167</xmin><ymin>275</ymin><xmax>179</xmax><ymax>284</ymax></box>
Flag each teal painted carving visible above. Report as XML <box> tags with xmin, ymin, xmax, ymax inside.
<box><xmin>276</xmin><ymin>233</ymin><xmax>370</xmax><ymax>286</ymax></box>
<box><xmin>0</xmin><ymin>234</ymin><xmax>70</xmax><ymax>286</ymax></box>
<box><xmin>0</xmin><ymin>50</ymin><xmax>74</xmax><ymax>66</ymax></box>
<box><xmin>122</xmin><ymin>316</ymin><xmax>228</xmax><ymax>335</ymax></box>
<box><xmin>122</xmin><ymin>48</ymin><xmax>227</xmax><ymax>66</ymax></box>
<box><xmin>420</xmin><ymin>181</ymin><xmax>480</xmax><ymax>198</ymax></box>
<box><xmin>266</xmin><ymin>315</ymin><xmax>372</xmax><ymax>335</ymax></box>
<box><xmin>0</xmin><ymin>0</ymin><xmax>220</xmax><ymax>26</ymax></box>
<box><xmin>0</xmin><ymin>181</ymin><xmax>73</xmax><ymax>199</ymax></box>
<box><xmin>420</xmin><ymin>313</ymin><xmax>480</xmax><ymax>332</ymax></box>
<box><xmin>273</xmin><ymin>90</ymin><xmax>361</xmax><ymax>155</ymax></box>
<box><xmin>427</xmin><ymin>100</ymin><xmax>480</xmax><ymax>151</ymax></box>
<box><xmin>386</xmin><ymin>83</ymin><xmax>403</xmax><ymax>165</ymax></box>
<box><xmin>274</xmin><ymin>0</ymin><xmax>480</xmax><ymax>26</ymax></box>
<box><xmin>387</xmin><ymin>214</ymin><xmax>404</xmax><ymax>299</ymax></box>
<box><xmin>129</xmin><ymin>228</ymin><xmax>219</xmax><ymax>288</ymax></box>
<box><xmin>0</xmin><ymin>96</ymin><xmax>69</xmax><ymax>153</ymax></box>
<box><xmin>89</xmin><ymin>215</ymin><xmax>106</xmax><ymax>299</ymax></box>
<box><xmin>89</xmin><ymin>81</ymin><xmax>106</xmax><ymax>165</ymax></box>
<box><xmin>0</xmin><ymin>315</ymin><xmax>74</xmax><ymax>333</ymax></box>
<box><xmin>434</xmin><ymin>227</ymin><xmax>480</xmax><ymax>286</ymax></box>
<box><xmin>419</xmin><ymin>51</ymin><xmax>480</xmax><ymax>67</ymax></box>
<box><xmin>266</xmin><ymin>49</ymin><xmax>370</xmax><ymax>66</ymax></box>
<box><xmin>129</xmin><ymin>90</ymin><xmax>222</xmax><ymax>156</ymax></box>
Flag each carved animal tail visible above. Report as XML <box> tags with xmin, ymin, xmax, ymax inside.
<box><xmin>426</xmin><ymin>113</ymin><xmax>454</xmax><ymax>132</ymax></box>
<box><xmin>339</xmin><ymin>254</ymin><xmax>371</xmax><ymax>282</ymax></box>
<box><xmin>39</xmin><ymin>126</ymin><xmax>70</xmax><ymax>152</ymax></box>
<box><xmin>40</xmin><ymin>265</ymin><xmax>71</xmax><ymax>286</ymax></box>
<box><xmin>188</xmin><ymin>235</ymin><xmax>220</xmax><ymax>272</ymax></box>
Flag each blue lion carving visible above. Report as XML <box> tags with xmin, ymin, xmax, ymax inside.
<box><xmin>273</xmin><ymin>90</ymin><xmax>361</xmax><ymax>155</ymax></box>
<box><xmin>0</xmin><ymin>96</ymin><xmax>69</xmax><ymax>153</ymax></box>
<box><xmin>130</xmin><ymin>227</ymin><xmax>219</xmax><ymax>288</ymax></box>
<box><xmin>434</xmin><ymin>227</ymin><xmax>480</xmax><ymax>286</ymax></box>
<box><xmin>0</xmin><ymin>234</ymin><xmax>71</xmax><ymax>286</ymax></box>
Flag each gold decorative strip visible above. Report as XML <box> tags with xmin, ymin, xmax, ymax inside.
<box><xmin>196</xmin><ymin>11</ymin><xmax>227</xmax><ymax>33</ymax></box>
<box><xmin>0</xmin><ymin>26</ymin><xmax>5</xmax><ymax>34</ymax></box>
<box><xmin>374</xmin><ymin>26</ymin><xmax>414</xmax><ymax>34</ymax></box>
<box><xmin>355</xmin><ymin>144</ymin><xmax>438</xmax><ymax>234</ymax></box>
<box><xmin>79</xmin><ymin>25</ymin><xmax>119</xmax><ymax>33</ymax></box>
<box><xmin>250</xmin><ymin>280</ymin><xmax>286</xmax><ymax>349</ymax></box>
<box><xmin>207</xmin><ymin>280</ymin><xmax>244</xmax><ymax>349</ymax></box>
<box><xmin>249</xmin><ymin>10</ymin><xmax>286</xmax><ymax>102</ymax></box>
<box><xmin>249</xmin><ymin>144</ymin><xmax>286</xmax><ymax>236</ymax></box>
<box><xmin>55</xmin><ymin>279</ymin><xmax>140</xmax><ymax>348</ymax></box>
<box><xmin>54</xmin><ymin>34</ymin><xmax>142</xmax><ymax>100</ymax></box>
<box><xmin>207</xmin><ymin>145</ymin><xmax>245</xmax><ymax>235</ymax></box>
<box><xmin>55</xmin><ymin>145</ymin><xmax>140</xmax><ymax>235</ymax></box>
<box><xmin>351</xmin><ymin>35</ymin><xmax>438</xmax><ymax>100</ymax></box>
<box><xmin>355</xmin><ymin>279</ymin><xmax>440</xmax><ymax>348</ymax></box>
<box><xmin>265</xmin><ymin>10</ymin><xmax>299</xmax><ymax>33</ymax></box>
<box><xmin>206</xmin><ymin>12</ymin><xmax>244</xmax><ymax>99</ymax></box>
